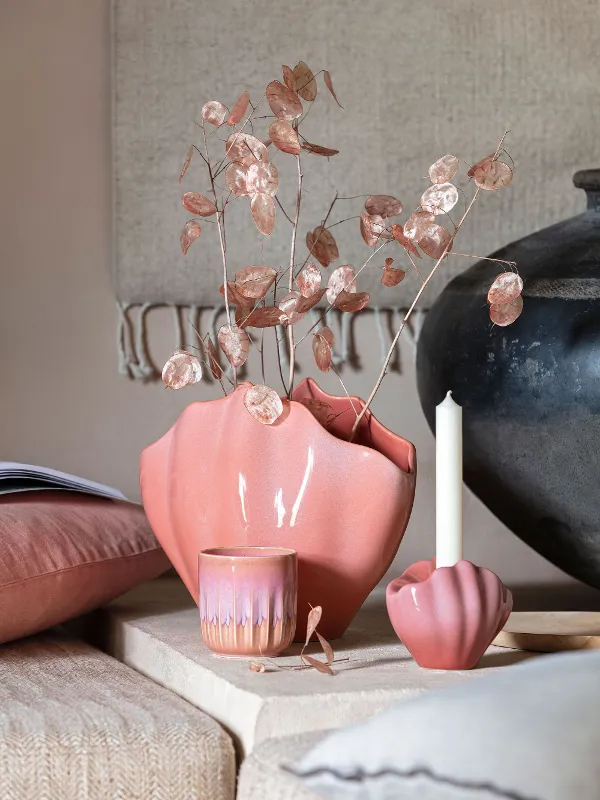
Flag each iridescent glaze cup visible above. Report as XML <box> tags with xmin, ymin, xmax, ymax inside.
<box><xmin>198</xmin><ymin>547</ymin><xmax>297</xmax><ymax>657</ymax></box>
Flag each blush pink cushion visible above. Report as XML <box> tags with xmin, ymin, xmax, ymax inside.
<box><xmin>0</xmin><ymin>492</ymin><xmax>170</xmax><ymax>643</ymax></box>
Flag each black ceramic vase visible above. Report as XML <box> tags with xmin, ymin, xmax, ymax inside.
<box><xmin>417</xmin><ymin>170</ymin><xmax>600</xmax><ymax>589</ymax></box>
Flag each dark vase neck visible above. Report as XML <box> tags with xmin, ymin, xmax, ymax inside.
<box><xmin>573</xmin><ymin>170</ymin><xmax>600</xmax><ymax>213</ymax></box>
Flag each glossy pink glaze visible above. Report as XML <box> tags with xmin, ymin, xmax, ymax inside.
<box><xmin>140</xmin><ymin>378</ymin><xmax>416</xmax><ymax>640</ymax></box>
<box><xmin>198</xmin><ymin>547</ymin><xmax>297</xmax><ymax>657</ymax></box>
<box><xmin>386</xmin><ymin>559</ymin><xmax>513</xmax><ymax>670</ymax></box>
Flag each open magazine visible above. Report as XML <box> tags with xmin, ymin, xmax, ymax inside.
<box><xmin>0</xmin><ymin>462</ymin><xmax>127</xmax><ymax>501</ymax></box>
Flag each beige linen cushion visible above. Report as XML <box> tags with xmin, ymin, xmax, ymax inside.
<box><xmin>0</xmin><ymin>633</ymin><xmax>236</xmax><ymax>800</ymax></box>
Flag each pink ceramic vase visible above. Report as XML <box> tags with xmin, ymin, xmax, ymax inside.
<box><xmin>386</xmin><ymin>559</ymin><xmax>513</xmax><ymax>669</ymax></box>
<box><xmin>140</xmin><ymin>378</ymin><xmax>416</xmax><ymax>640</ymax></box>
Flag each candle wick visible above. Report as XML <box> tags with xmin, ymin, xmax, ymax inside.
<box><xmin>446</xmin><ymin>390</ymin><xmax>453</xmax><ymax>399</ymax></box>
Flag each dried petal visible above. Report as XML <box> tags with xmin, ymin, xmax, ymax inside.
<box><xmin>217</xmin><ymin>324</ymin><xmax>250</xmax><ymax>368</ymax></box>
<box><xmin>305</xmin><ymin>606</ymin><xmax>323</xmax><ymax>645</ymax></box>
<box><xmin>179</xmin><ymin>145</ymin><xmax>193</xmax><ymax>183</ymax></box>
<box><xmin>313</xmin><ymin>327</ymin><xmax>334</xmax><ymax>372</ymax></box>
<box><xmin>302</xmin><ymin>655</ymin><xmax>334</xmax><ymax>675</ymax></box>
<box><xmin>293</xmin><ymin>61</ymin><xmax>317</xmax><ymax>101</ymax></box>
<box><xmin>300</xmin><ymin>141</ymin><xmax>339</xmax><ymax>157</ymax></box>
<box><xmin>246</xmin><ymin>162</ymin><xmax>279</xmax><ymax>196</ymax></box>
<box><xmin>249</xmin><ymin>661</ymin><xmax>265</xmax><ymax>673</ymax></box>
<box><xmin>162</xmin><ymin>350</ymin><xmax>202</xmax><ymax>390</ymax></box>
<box><xmin>473</xmin><ymin>159</ymin><xmax>513</xmax><ymax>191</ymax></box>
<box><xmin>327</xmin><ymin>265</ymin><xmax>356</xmax><ymax>305</ymax></box>
<box><xmin>206</xmin><ymin>337</ymin><xmax>223</xmax><ymax>380</ymax></box>
<box><xmin>419</xmin><ymin>224</ymin><xmax>453</xmax><ymax>259</ymax></box>
<box><xmin>244</xmin><ymin>384</ymin><xmax>283</xmax><ymax>425</ymax></box>
<box><xmin>220</xmin><ymin>281</ymin><xmax>254</xmax><ymax>307</ymax></box>
<box><xmin>365</xmin><ymin>195</ymin><xmax>403</xmax><ymax>219</ymax></box>
<box><xmin>226</xmin><ymin>91</ymin><xmax>249</xmax><ymax>126</ymax></box>
<box><xmin>323</xmin><ymin>70</ymin><xmax>343</xmax><ymax>108</ymax></box>
<box><xmin>282</xmin><ymin>65</ymin><xmax>297</xmax><ymax>92</ymax></box>
<box><xmin>181</xmin><ymin>192</ymin><xmax>217</xmax><ymax>217</ymax></box>
<box><xmin>490</xmin><ymin>295</ymin><xmax>523</xmax><ymax>326</ymax></box>
<box><xmin>487</xmin><ymin>272</ymin><xmax>524</xmax><ymax>305</ymax></box>
<box><xmin>296</xmin><ymin>263</ymin><xmax>322</xmax><ymax>297</ymax></box>
<box><xmin>468</xmin><ymin>155</ymin><xmax>494</xmax><ymax>178</ymax></box>
<box><xmin>180</xmin><ymin>220</ymin><xmax>201</xmax><ymax>254</ymax></box>
<box><xmin>316</xmin><ymin>631</ymin><xmax>334</xmax><ymax>665</ymax></box>
<box><xmin>226</xmin><ymin>133</ymin><xmax>268</xmax><ymax>165</ymax></box>
<box><xmin>251</xmin><ymin>193</ymin><xmax>276</xmax><ymax>235</ymax></box>
<box><xmin>243</xmin><ymin>306</ymin><xmax>286</xmax><ymax>328</ymax></box>
<box><xmin>335</xmin><ymin>290</ymin><xmax>370</xmax><ymax>312</ymax></box>
<box><xmin>381</xmin><ymin>263</ymin><xmax>406</xmax><ymax>287</ymax></box>
<box><xmin>404</xmin><ymin>211</ymin><xmax>435</xmax><ymax>243</ymax></box>
<box><xmin>266</xmin><ymin>80</ymin><xmax>303</xmax><ymax>120</ymax></box>
<box><xmin>269</xmin><ymin>120</ymin><xmax>301</xmax><ymax>156</ymax></box>
<box><xmin>278</xmin><ymin>291</ymin><xmax>305</xmax><ymax>325</ymax></box>
<box><xmin>421</xmin><ymin>183</ymin><xmax>459</xmax><ymax>215</ymax></box>
<box><xmin>225</xmin><ymin>162</ymin><xmax>250</xmax><ymax>196</ymax></box>
<box><xmin>300</xmin><ymin>398</ymin><xmax>334</xmax><ymax>426</ymax></box>
<box><xmin>391</xmin><ymin>224</ymin><xmax>422</xmax><ymax>258</ymax></box>
<box><xmin>201</xmin><ymin>100</ymin><xmax>228</xmax><ymax>126</ymax></box>
<box><xmin>308</xmin><ymin>226</ymin><xmax>339</xmax><ymax>268</ymax></box>
<box><xmin>360</xmin><ymin>213</ymin><xmax>391</xmax><ymax>247</ymax></box>
<box><xmin>429</xmin><ymin>154</ymin><xmax>459</xmax><ymax>184</ymax></box>
<box><xmin>296</xmin><ymin>288</ymin><xmax>326</xmax><ymax>313</ymax></box>
<box><xmin>235</xmin><ymin>266</ymin><xmax>277</xmax><ymax>300</ymax></box>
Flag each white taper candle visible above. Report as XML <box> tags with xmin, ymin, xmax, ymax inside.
<box><xmin>436</xmin><ymin>391</ymin><xmax>463</xmax><ymax>567</ymax></box>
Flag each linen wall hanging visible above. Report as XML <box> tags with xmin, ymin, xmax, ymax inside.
<box><xmin>113</xmin><ymin>0</ymin><xmax>600</xmax><ymax>380</ymax></box>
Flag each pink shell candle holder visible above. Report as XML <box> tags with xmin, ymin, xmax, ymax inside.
<box><xmin>386</xmin><ymin>559</ymin><xmax>513</xmax><ymax>670</ymax></box>
<box><xmin>198</xmin><ymin>546</ymin><xmax>297</xmax><ymax>657</ymax></box>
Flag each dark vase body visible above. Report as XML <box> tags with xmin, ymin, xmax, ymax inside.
<box><xmin>416</xmin><ymin>171</ymin><xmax>600</xmax><ymax>589</ymax></box>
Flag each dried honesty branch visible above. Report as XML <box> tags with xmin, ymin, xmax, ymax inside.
<box><xmin>404</xmin><ymin>211</ymin><xmax>435</xmax><ymax>243</ymax></box>
<box><xmin>381</xmin><ymin>258</ymin><xmax>406</xmax><ymax>287</ymax></box>
<box><xmin>421</xmin><ymin>182</ymin><xmax>459</xmax><ymax>216</ymax></box>
<box><xmin>251</xmin><ymin>193</ymin><xmax>276</xmax><ymax>235</ymax></box>
<box><xmin>269</xmin><ymin>119</ymin><xmax>301</xmax><ymax>156</ymax></box>
<box><xmin>226</xmin><ymin>91</ymin><xmax>249</xmax><ymax>126</ymax></box>
<box><xmin>179</xmin><ymin>145</ymin><xmax>193</xmax><ymax>183</ymax></box>
<box><xmin>266</xmin><ymin>80</ymin><xmax>303</xmax><ymax>120</ymax></box>
<box><xmin>249</xmin><ymin>661</ymin><xmax>265</xmax><ymax>673</ymax></box>
<box><xmin>296</xmin><ymin>263</ymin><xmax>322</xmax><ymax>297</ymax></box>
<box><xmin>313</xmin><ymin>327</ymin><xmax>334</xmax><ymax>372</ymax></box>
<box><xmin>217</xmin><ymin>324</ymin><xmax>250</xmax><ymax>368</ymax></box>
<box><xmin>300</xmin><ymin>141</ymin><xmax>339</xmax><ymax>157</ymax></box>
<box><xmin>244</xmin><ymin>384</ymin><xmax>284</xmax><ymax>425</ymax></box>
<box><xmin>326</xmin><ymin>265</ymin><xmax>356</xmax><ymax>304</ymax></box>
<box><xmin>181</xmin><ymin>192</ymin><xmax>217</xmax><ymax>217</ymax></box>
<box><xmin>335</xmin><ymin>290</ymin><xmax>370</xmax><ymax>312</ymax></box>
<box><xmin>365</xmin><ymin>195</ymin><xmax>403</xmax><ymax>219</ymax></box>
<box><xmin>180</xmin><ymin>220</ymin><xmax>201</xmax><ymax>254</ymax></box>
<box><xmin>296</xmin><ymin>288</ymin><xmax>327</xmax><ymax>313</ymax></box>
<box><xmin>472</xmin><ymin>158</ymin><xmax>513</xmax><ymax>191</ymax></box>
<box><xmin>278</xmin><ymin>291</ymin><xmax>306</xmax><ymax>325</ymax></box>
<box><xmin>225</xmin><ymin>163</ymin><xmax>250</xmax><ymax>196</ymax></box>
<box><xmin>360</xmin><ymin>213</ymin><xmax>391</xmax><ymax>247</ymax></box>
<box><xmin>307</xmin><ymin>226</ymin><xmax>339</xmax><ymax>268</ymax></box>
<box><xmin>202</xmin><ymin>100</ymin><xmax>228</xmax><ymax>126</ymax></box>
<box><xmin>391</xmin><ymin>224</ymin><xmax>422</xmax><ymax>259</ymax></box>
<box><xmin>293</xmin><ymin>61</ymin><xmax>317</xmax><ymax>101</ymax></box>
<box><xmin>487</xmin><ymin>272</ymin><xmax>523</xmax><ymax>305</ymax></box>
<box><xmin>225</xmin><ymin>133</ymin><xmax>268</xmax><ymax>165</ymax></box>
<box><xmin>206</xmin><ymin>337</ymin><xmax>223</xmax><ymax>380</ymax></box>
<box><xmin>300</xmin><ymin>398</ymin><xmax>335</xmax><ymax>427</ymax></box>
<box><xmin>490</xmin><ymin>295</ymin><xmax>523</xmax><ymax>326</ymax></box>
<box><xmin>419</xmin><ymin>223</ymin><xmax>453</xmax><ymax>259</ymax></box>
<box><xmin>162</xmin><ymin>350</ymin><xmax>203</xmax><ymax>390</ymax></box>
<box><xmin>323</xmin><ymin>70</ymin><xmax>343</xmax><ymax>108</ymax></box>
<box><xmin>235</xmin><ymin>266</ymin><xmax>278</xmax><ymax>300</ymax></box>
<box><xmin>282</xmin><ymin>64</ymin><xmax>296</xmax><ymax>92</ymax></box>
<box><xmin>429</xmin><ymin>154</ymin><xmax>459</xmax><ymax>184</ymax></box>
<box><xmin>246</xmin><ymin>162</ymin><xmax>279</xmax><ymax>196</ymax></box>
<box><xmin>243</xmin><ymin>306</ymin><xmax>286</xmax><ymax>328</ymax></box>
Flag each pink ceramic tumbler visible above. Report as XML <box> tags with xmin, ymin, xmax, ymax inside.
<box><xmin>198</xmin><ymin>547</ymin><xmax>297</xmax><ymax>657</ymax></box>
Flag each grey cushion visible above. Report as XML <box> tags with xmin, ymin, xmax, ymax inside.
<box><xmin>291</xmin><ymin>651</ymin><xmax>600</xmax><ymax>800</ymax></box>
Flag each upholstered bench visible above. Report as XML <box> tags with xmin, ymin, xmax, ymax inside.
<box><xmin>0</xmin><ymin>632</ymin><xmax>236</xmax><ymax>800</ymax></box>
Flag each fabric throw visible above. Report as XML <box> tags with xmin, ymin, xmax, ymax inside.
<box><xmin>112</xmin><ymin>0</ymin><xmax>600</xmax><ymax>378</ymax></box>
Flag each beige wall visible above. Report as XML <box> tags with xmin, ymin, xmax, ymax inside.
<box><xmin>0</xmin><ymin>0</ymin><xmax>595</xmax><ymax>596</ymax></box>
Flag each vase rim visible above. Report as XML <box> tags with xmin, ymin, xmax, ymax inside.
<box><xmin>199</xmin><ymin>546</ymin><xmax>297</xmax><ymax>560</ymax></box>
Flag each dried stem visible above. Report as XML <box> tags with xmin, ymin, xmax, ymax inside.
<box><xmin>275</xmin><ymin>195</ymin><xmax>295</xmax><ymax>225</ymax></box>
<box><xmin>287</xmin><ymin>154</ymin><xmax>303</xmax><ymax>398</ymax></box>
<box><xmin>332</xmin><ymin>365</ymin><xmax>360</xmax><ymax>418</ymax></box>
<box><xmin>450</xmin><ymin>252</ymin><xmax>517</xmax><ymax>268</ymax></box>
<box><xmin>406</xmin><ymin>250</ymin><xmax>425</xmax><ymax>283</ymax></box>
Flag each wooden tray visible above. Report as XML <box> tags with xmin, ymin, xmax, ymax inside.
<box><xmin>493</xmin><ymin>611</ymin><xmax>600</xmax><ymax>652</ymax></box>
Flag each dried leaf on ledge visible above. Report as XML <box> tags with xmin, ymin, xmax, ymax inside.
<box><xmin>243</xmin><ymin>306</ymin><xmax>286</xmax><ymax>328</ymax></box>
<box><xmin>300</xmin><ymin>141</ymin><xmax>339</xmax><ymax>157</ymax></box>
<box><xmin>335</xmin><ymin>290</ymin><xmax>370</xmax><ymax>312</ymax></box>
<box><xmin>251</xmin><ymin>193</ymin><xmax>276</xmax><ymax>235</ymax></box>
<box><xmin>365</xmin><ymin>195</ymin><xmax>403</xmax><ymax>219</ymax></box>
<box><xmin>225</xmin><ymin>133</ymin><xmax>268</xmax><ymax>165</ymax></box>
<box><xmin>307</xmin><ymin>226</ymin><xmax>339</xmax><ymax>268</ymax></box>
<box><xmin>421</xmin><ymin>182</ymin><xmax>459</xmax><ymax>215</ymax></box>
<box><xmin>429</xmin><ymin>154</ymin><xmax>459</xmax><ymax>184</ymax></box>
<box><xmin>180</xmin><ymin>220</ymin><xmax>201</xmax><ymax>254</ymax></box>
<box><xmin>269</xmin><ymin>120</ymin><xmax>301</xmax><ymax>156</ymax></box>
<box><xmin>181</xmin><ymin>192</ymin><xmax>217</xmax><ymax>217</ymax></box>
<box><xmin>235</xmin><ymin>266</ymin><xmax>278</xmax><ymax>300</ymax></box>
<box><xmin>162</xmin><ymin>350</ymin><xmax>203</xmax><ymax>390</ymax></box>
<box><xmin>266</xmin><ymin>80</ymin><xmax>303</xmax><ymax>120</ymax></box>
<box><xmin>293</xmin><ymin>61</ymin><xmax>317</xmax><ymax>101</ymax></box>
<box><xmin>226</xmin><ymin>91</ymin><xmax>249</xmax><ymax>126</ymax></box>
<box><xmin>487</xmin><ymin>272</ymin><xmax>523</xmax><ymax>305</ymax></box>
<box><xmin>327</xmin><ymin>265</ymin><xmax>356</xmax><ymax>305</ymax></box>
<box><xmin>302</xmin><ymin>655</ymin><xmax>334</xmax><ymax>675</ymax></box>
<box><xmin>323</xmin><ymin>70</ymin><xmax>343</xmax><ymax>108</ymax></box>
<box><xmin>246</xmin><ymin>162</ymin><xmax>279</xmax><ymax>196</ymax></box>
<box><xmin>217</xmin><ymin>324</ymin><xmax>250</xmax><ymax>368</ymax></box>
<box><xmin>300</xmin><ymin>605</ymin><xmax>335</xmax><ymax>675</ymax></box>
<box><xmin>296</xmin><ymin>263</ymin><xmax>322</xmax><ymax>297</ymax></box>
<box><xmin>244</xmin><ymin>384</ymin><xmax>284</xmax><ymax>425</ymax></box>
<box><xmin>249</xmin><ymin>661</ymin><xmax>265</xmax><ymax>673</ymax></box>
<box><xmin>201</xmin><ymin>100</ymin><xmax>228</xmax><ymax>126</ymax></box>
<box><xmin>316</xmin><ymin>632</ymin><xmax>334</xmax><ymax>665</ymax></box>
<box><xmin>313</xmin><ymin>327</ymin><xmax>334</xmax><ymax>372</ymax></box>
<box><xmin>179</xmin><ymin>145</ymin><xmax>194</xmax><ymax>183</ymax></box>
